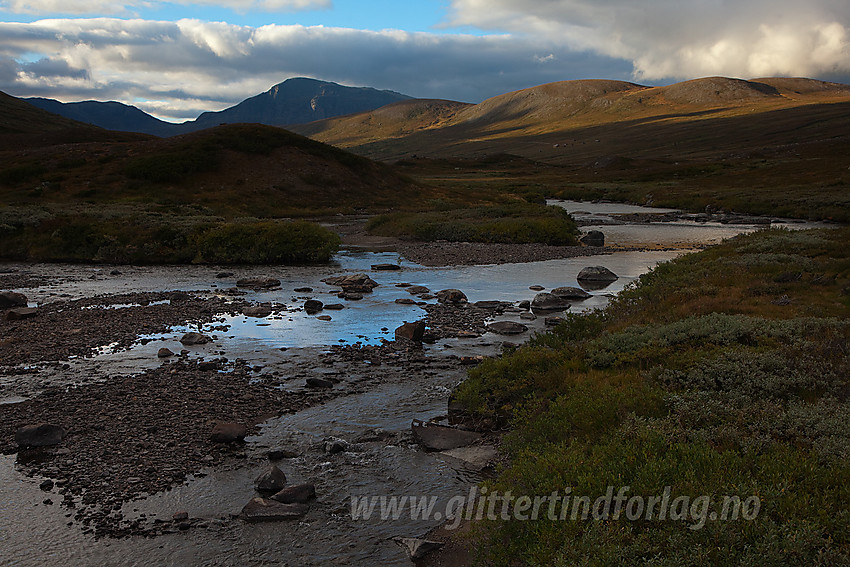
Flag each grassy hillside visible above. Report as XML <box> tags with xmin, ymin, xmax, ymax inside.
<box><xmin>0</xmin><ymin>96</ymin><xmax>427</xmax><ymax>263</ymax></box>
<box><xmin>452</xmin><ymin>226</ymin><xmax>850</xmax><ymax>565</ymax></box>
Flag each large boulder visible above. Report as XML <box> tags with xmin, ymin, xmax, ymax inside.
<box><xmin>487</xmin><ymin>321</ymin><xmax>528</xmax><ymax>335</ymax></box>
<box><xmin>530</xmin><ymin>292</ymin><xmax>570</xmax><ymax>311</ymax></box>
<box><xmin>236</xmin><ymin>277</ymin><xmax>281</xmax><ymax>290</ymax></box>
<box><xmin>436</xmin><ymin>289</ymin><xmax>468</xmax><ymax>304</ymax></box>
<box><xmin>210</xmin><ymin>422</ymin><xmax>247</xmax><ymax>443</ymax></box>
<box><xmin>580</xmin><ymin>230</ymin><xmax>605</xmax><ymax>247</ymax></box>
<box><xmin>15</xmin><ymin>424</ymin><xmax>65</xmax><ymax>448</ymax></box>
<box><xmin>0</xmin><ymin>291</ymin><xmax>27</xmax><ymax>309</ymax></box>
<box><xmin>551</xmin><ymin>286</ymin><xmax>592</xmax><ymax>299</ymax></box>
<box><xmin>322</xmin><ymin>273</ymin><xmax>378</xmax><ymax>293</ymax></box>
<box><xmin>255</xmin><ymin>466</ymin><xmax>287</xmax><ymax>494</ymax></box>
<box><xmin>577</xmin><ymin>266</ymin><xmax>618</xmax><ymax>282</ymax></box>
<box><xmin>241</xmin><ymin>498</ymin><xmax>309</xmax><ymax>522</ymax></box>
<box><xmin>395</xmin><ymin>320</ymin><xmax>426</xmax><ymax>342</ymax></box>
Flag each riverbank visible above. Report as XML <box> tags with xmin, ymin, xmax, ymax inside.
<box><xmin>444</xmin><ymin>225</ymin><xmax>850</xmax><ymax>565</ymax></box>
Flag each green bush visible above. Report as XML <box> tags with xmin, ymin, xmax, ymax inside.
<box><xmin>366</xmin><ymin>203</ymin><xmax>580</xmax><ymax>245</ymax></box>
<box><xmin>192</xmin><ymin>220</ymin><xmax>340</xmax><ymax>264</ymax></box>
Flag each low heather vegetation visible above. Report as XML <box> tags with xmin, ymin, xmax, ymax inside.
<box><xmin>452</xmin><ymin>227</ymin><xmax>850</xmax><ymax>565</ymax></box>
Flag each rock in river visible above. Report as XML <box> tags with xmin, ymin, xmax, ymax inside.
<box><xmin>577</xmin><ymin>266</ymin><xmax>618</xmax><ymax>282</ymax></box>
<box><xmin>157</xmin><ymin>347</ymin><xmax>174</xmax><ymax>358</ymax></box>
<box><xmin>580</xmin><ymin>230</ymin><xmax>605</xmax><ymax>247</ymax></box>
<box><xmin>322</xmin><ymin>273</ymin><xmax>378</xmax><ymax>293</ymax></box>
<box><xmin>304</xmin><ymin>299</ymin><xmax>323</xmax><ymax>314</ymax></box>
<box><xmin>271</xmin><ymin>483</ymin><xmax>316</xmax><ymax>504</ymax></box>
<box><xmin>255</xmin><ymin>466</ymin><xmax>287</xmax><ymax>494</ymax></box>
<box><xmin>436</xmin><ymin>289</ymin><xmax>468</xmax><ymax>304</ymax></box>
<box><xmin>241</xmin><ymin>498</ymin><xmax>309</xmax><ymax>522</ymax></box>
<box><xmin>395</xmin><ymin>320</ymin><xmax>426</xmax><ymax>342</ymax></box>
<box><xmin>243</xmin><ymin>304</ymin><xmax>273</xmax><ymax>317</ymax></box>
<box><xmin>236</xmin><ymin>277</ymin><xmax>281</xmax><ymax>290</ymax></box>
<box><xmin>15</xmin><ymin>423</ymin><xmax>65</xmax><ymax>448</ymax></box>
<box><xmin>180</xmin><ymin>332</ymin><xmax>212</xmax><ymax>345</ymax></box>
<box><xmin>487</xmin><ymin>321</ymin><xmax>528</xmax><ymax>335</ymax></box>
<box><xmin>530</xmin><ymin>292</ymin><xmax>570</xmax><ymax>311</ymax></box>
<box><xmin>371</xmin><ymin>264</ymin><xmax>401</xmax><ymax>271</ymax></box>
<box><xmin>411</xmin><ymin>420</ymin><xmax>482</xmax><ymax>452</ymax></box>
<box><xmin>551</xmin><ymin>286</ymin><xmax>592</xmax><ymax>299</ymax></box>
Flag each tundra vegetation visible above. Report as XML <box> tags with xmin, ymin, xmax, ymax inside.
<box><xmin>452</xmin><ymin>226</ymin><xmax>850</xmax><ymax>565</ymax></box>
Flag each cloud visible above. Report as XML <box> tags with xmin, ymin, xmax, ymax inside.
<box><xmin>0</xmin><ymin>0</ymin><xmax>330</xmax><ymax>16</ymax></box>
<box><xmin>445</xmin><ymin>0</ymin><xmax>850</xmax><ymax>81</ymax></box>
<box><xmin>0</xmin><ymin>18</ymin><xmax>632</xmax><ymax>121</ymax></box>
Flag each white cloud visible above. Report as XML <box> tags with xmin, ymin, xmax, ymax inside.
<box><xmin>446</xmin><ymin>0</ymin><xmax>850</xmax><ymax>81</ymax></box>
<box><xmin>0</xmin><ymin>18</ymin><xmax>632</xmax><ymax>120</ymax></box>
<box><xmin>0</xmin><ymin>0</ymin><xmax>330</xmax><ymax>16</ymax></box>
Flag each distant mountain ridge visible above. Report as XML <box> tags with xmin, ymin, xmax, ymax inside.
<box><xmin>24</xmin><ymin>77</ymin><xmax>412</xmax><ymax>136</ymax></box>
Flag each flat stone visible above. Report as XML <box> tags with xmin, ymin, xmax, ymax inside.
<box><xmin>529</xmin><ymin>285</ymin><xmax>545</xmax><ymax>291</ymax></box>
<box><xmin>270</xmin><ymin>483</ymin><xmax>316</xmax><ymax>504</ymax></box>
<box><xmin>371</xmin><ymin>264</ymin><xmax>401</xmax><ymax>271</ymax></box>
<box><xmin>180</xmin><ymin>332</ymin><xmax>212</xmax><ymax>345</ymax></box>
<box><xmin>236</xmin><ymin>277</ymin><xmax>281</xmax><ymax>290</ymax></box>
<box><xmin>411</xmin><ymin>420</ymin><xmax>482</xmax><ymax>452</ymax></box>
<box><xmin>323</xmin><ymin>303</ymin><xmax>345</xmax><ymax>310</ymax></box>
<box><xmin>15</xmin><ymin>424</ymin><xmax>64</xmax><ymax>448</ymax></box>
<box><xmin>395</xmin><ymin>298</ymin><xmax>417</xmax><ymax>305</ymax></box>
<box><xmin>406</xmin><ymin>285</ymin><xmax>430</xmax><ymax>294</ymax></box>
<box><xmin>487</xmin><ymin>321</ymin><xmax>528</xmax><ymax>335</ymax></box>
<box><xmin>316</xmin><ymin>315</ymin><xmax>332</xmax><ymax>321</ymax></box>
<box><xmin>6</xmin><ymin>307</ymin><xmax>37</xmax><ymax>320</ymax></box>
<box><xmin>241</xmin><ymin>498</ymin><xmax>308</xmax><ymax>522</ymax></box>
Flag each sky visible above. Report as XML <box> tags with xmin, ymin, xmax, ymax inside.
<box><xmin>1</xmin><ymin>0</ymin><xmax>849</xmax><ymax>122</ymax></box>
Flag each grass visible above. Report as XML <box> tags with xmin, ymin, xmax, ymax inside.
<box><xmin>451</xmin><ymin>226</ymin><xmax>850</xmax><ymax>565</ymax></box>
<box><xmin>365</xmin><ymin>202</ymin><xmax>580</xmax><ymax>245</ymax></box>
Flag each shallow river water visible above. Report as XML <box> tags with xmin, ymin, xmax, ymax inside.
<box><xmin>0</xmin><ymin>202</ymin><xmax>825</xmax><ymax>566</ymax></box>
